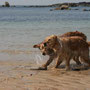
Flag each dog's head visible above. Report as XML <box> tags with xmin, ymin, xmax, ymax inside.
<box><xmin>40</xmin><ymin>46</ymin><xmax>54</xmax><ymax>56</ymax></box>
<box><xmin>44</xmin><ymin>35</ymin><xmax>57</xmax><ymax>48</ymax></box>
<box><xmin>33</xmin><ymin>40</ymin><xmax>55</xmax><ymax>56</ymax></box>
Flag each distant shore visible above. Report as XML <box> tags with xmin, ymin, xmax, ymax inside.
<box><xmin>0</xmin><ymin>2</ymin><xmax>90</xmax><ymax>8</ymax></box>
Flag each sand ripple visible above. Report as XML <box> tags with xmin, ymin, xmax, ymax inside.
<box><xmin>0</xmin><ymin>61</ymin><xmax>90</xmax><ymax>90</ymax></box>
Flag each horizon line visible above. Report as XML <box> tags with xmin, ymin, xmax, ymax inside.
<box><xmin>0</xmin><ymin>1</ymin><xmax>90</xmax><ymax>6</ymax></box>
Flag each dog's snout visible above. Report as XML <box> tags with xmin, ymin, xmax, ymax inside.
<box><xmin>42</xmin><ymin>53</ymin><xmax>46</xmax><ymax>55</ymax></box>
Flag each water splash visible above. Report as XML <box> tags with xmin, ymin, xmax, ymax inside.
<box><xmin>35</xmin><ymin>54</ymin><xmax>44</xmax><ymax>65</ymax></box>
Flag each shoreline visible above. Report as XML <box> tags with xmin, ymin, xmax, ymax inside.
<box><xmin>0</xmin><ymin>60</ymin><xmax>90</xmax><ymax>89</ymax></box>
<box><xmin>0</xmin><ymin>2</ymin><xmax>90</xmax><ymax>8</ymax></box>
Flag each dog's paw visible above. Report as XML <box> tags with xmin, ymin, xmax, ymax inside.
<box><xmin>65</xmin><ymin>67</ymin><xmax>71</xmax><ymax>71</ymax></box>
<box><xmin>38</xmin><ymin>67</ymin><xmax>47</xmax><ymax>70</ymax></box>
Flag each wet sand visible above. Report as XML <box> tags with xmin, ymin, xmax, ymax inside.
<box><xmin>0</xmin><ymin>60</ymin><xmax>90</xmax><ymax>90</ymax></box>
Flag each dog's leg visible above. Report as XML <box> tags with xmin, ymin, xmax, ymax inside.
<box><xmin>42</xmin><ymin>57</ymin><xmax>53</xmax><ymax>67</ymax></box>
<box><xmin>65</xmin><ymin>56</ymin><xmax>71</xmax><ymax>71</ymax></box>
<box><xmin>38</xmin><ymin>56</ymin><xmax>54</xmax><ymax>70</ymax></box>
<box><xmin>55</xmin><ymin>56</ymin><xmax>63</xmax><ymax>68</ymax></box>
<box><xmin>81</xmin><ymin>57</ymin><xmax>90</xmax><ymax>67</ymax></box>
<box><xmin>80</xmin><ymin>49</ymin><xmax>90</xmax><ymax>67</ymax></box>
<box><xmin>73</xmin><ymin>56</ymin><xmax>81</xmax><ymax>65</ymax></box>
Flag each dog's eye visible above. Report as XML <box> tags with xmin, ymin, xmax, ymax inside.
<box><xmin>44</xmin><ymin>43</ymin><xmax>47</xmax><ymax>47</ymax></box>
<box><xmin>38</xmin><ymin>47</ymin><xmax>40</xmax><ymax>49</ymax></box>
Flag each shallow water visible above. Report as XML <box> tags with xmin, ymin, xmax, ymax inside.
<box><xmin>0</xmin><ymin>7</ymin><xmax>90</xmax><ymax>61</ymax></box>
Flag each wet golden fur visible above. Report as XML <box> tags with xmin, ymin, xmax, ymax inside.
<box><xmin>60</xmin><ymin>31</ymin><xmax>87</xmax><ymax>41</ymax></box>
<box><xmin>42</xmin><ymin>35</ymin><xmax>90</xmax><ymax>70</ymax></box>
<box><xmin>33</xmin><ymin>31</ymin><xmax>90</xmax><ymax>70</ymax></box>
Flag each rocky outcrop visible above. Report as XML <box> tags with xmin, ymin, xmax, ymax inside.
<box><xmin>79</xmin><ymin>2</ymin><xmax>90</xmax><ymax>6</ymax></box>
<box><xmin>60</xmin><ymin>5</ymin><xmax>69</xmax><ymax>10</ymax></box>
<box><xmin>68</xmin><ymin>3</ymin><xmax>78</xmax><ymax>7</ymax></box>
<box><xmin>1</xmin><ymin>2</ymin><xmax>10</xmax><ymax>7</ymax></box>
<box><xmin>2</xmin><ymin>5</ymin><xmax>5</xmax><ymax>7</ymax></box>
<box><xmin>83</xmin><ymin>8</ymin><xmax>90</xmax><ymax>11</ymax></box>
<box><xmin>54</xmin><ymin>5</ymin><xmax>70</xmax><ymax>10</ymax></box>
<box><xmin>5</xmin><ymin>2</ymin><xmax>10</xmax><ymax>7</ymax></box>
<box><xmin>52</xmin><ymin>3</ymin><xmax>78</xmax><ymax>7</ymax></box>
<box><xmin>51</xmin><ymin>2</ymin><xmax>90</xmax><ymax>7</ymax></box>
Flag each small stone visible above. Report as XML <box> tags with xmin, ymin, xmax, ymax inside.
<box><xmin>30</xmin><ymin>74</ymin><xmax>32</xmax><ymax>76</ymax></box>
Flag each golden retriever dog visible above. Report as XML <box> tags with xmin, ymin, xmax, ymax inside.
<box><xmin>33</xmin><ymin>31</ymin><xmax>89</xmax><ymax>70</ymax></box>
<box><xmin>40</xmin><ymin>35</ymin><xmax>90</xmax><ymax>70</ymax></box>
<box><xmin>60</xmin><ymin>31</ymin><xmax>87</xmax><ymax>41</ymax></box>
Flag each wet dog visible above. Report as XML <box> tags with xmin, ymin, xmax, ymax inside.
<box><xmin>40</xmin><ymin>35</ymin><xmax>90</xmax><ymax>70</ymax></box>
<box><xmin>33</xmin><ymin>31</ymin><xmax>90</xmax><ymax>70</ymax></box>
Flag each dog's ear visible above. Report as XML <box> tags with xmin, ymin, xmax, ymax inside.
<box><xmin>52</xmin><ymin>35</ymin><xmax>57</xmax><ymax>40</ymax></box>
<box><xmin>49</xmin><ymin>35</ymin><xmax>57</xmax><ymax>42</ymax></box>
<box><xmin>49</xmin><ymin>35</ymin><xmax>58</xmax><ymax>46</ymax></box>
<box><xmin>47</xmin><ymin>35</ymin><xmax>57</xmax><ymax>41</ymax></box>
<box><xmin>33</xmin><ymin>44</ymin><xmax>40</xmax><ymax>48</ymax></box>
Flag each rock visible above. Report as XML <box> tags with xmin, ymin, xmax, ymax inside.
<box><xmin>2</xmin><ymin>5</ymin><xmax>5</xmax><ymax>7</ymax></box>
<box><xmin>60</xmin><ymin>5</ymin><xmax>69</xmax><ymax>10</ymax></box>
<box><xmin>54</xmin><ymin>5</ymin><xmax>69</xmax><ymax>10</ymax></box>
<box><xmin>51</xmin><ymin>2</ymin><xmax>90</xmax><ymax>7</ymax></box>
<box><xmin>5</xmin><ymin>2</ymin><xmax>10</xmax><ymax>7</ymax></box>
<box><xmin>83</xmin><ymin>9</ymin><xmax>87</xmax><ymax>11</ymax></box>
<box><xmin>30</xmin><ymin>74</ymin><xmax>32</xmax><ymax>76</ymax></box>
<box><xmin>69</xmin><ymin>3</ymin><xmax>78</xmax><ymax>7</ymax></box>
<box><xmin>83</xmin><ymin>8</ymin><xmax>90</xmax><ymax>11</ymax></box>
<box><xmin>74</xmin><ymin>9</ymin><xmax>79</xmax><ymax>10</ymax></box>
<box><xmin>79</xmin><ymin>2</ymin><xmax>90</xmax><ymax>6</ymax></box>
<box><xmin>50</xmin><ymin>9</ymin><xmax>54</xmax><ymax>11</ymax></box>
<box><xmin>55</xmin><ymin>7</ymin><xmax>61</xmax><ymax>10</ymax></box>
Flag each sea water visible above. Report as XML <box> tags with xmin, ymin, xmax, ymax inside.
<box><xmin>0</xmin><ymin>6</ymin><xmax>90</xmax><ymax>61</ymax></box>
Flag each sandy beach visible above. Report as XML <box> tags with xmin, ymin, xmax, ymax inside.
<box><xmin>0</xmin><ymin>2</ymin><xmax>90</xmax><ymax>90</ymax></box>
<box><xmin>0</xmin><ymin>60</ymin><xmax>90</xmax><ymax>90</ymax></box>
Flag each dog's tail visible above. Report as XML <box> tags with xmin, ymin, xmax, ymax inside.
<box><xmin>87</xmin><ymin>41</ymin><xmax>90</xmax><ymax>47</ymax></box>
